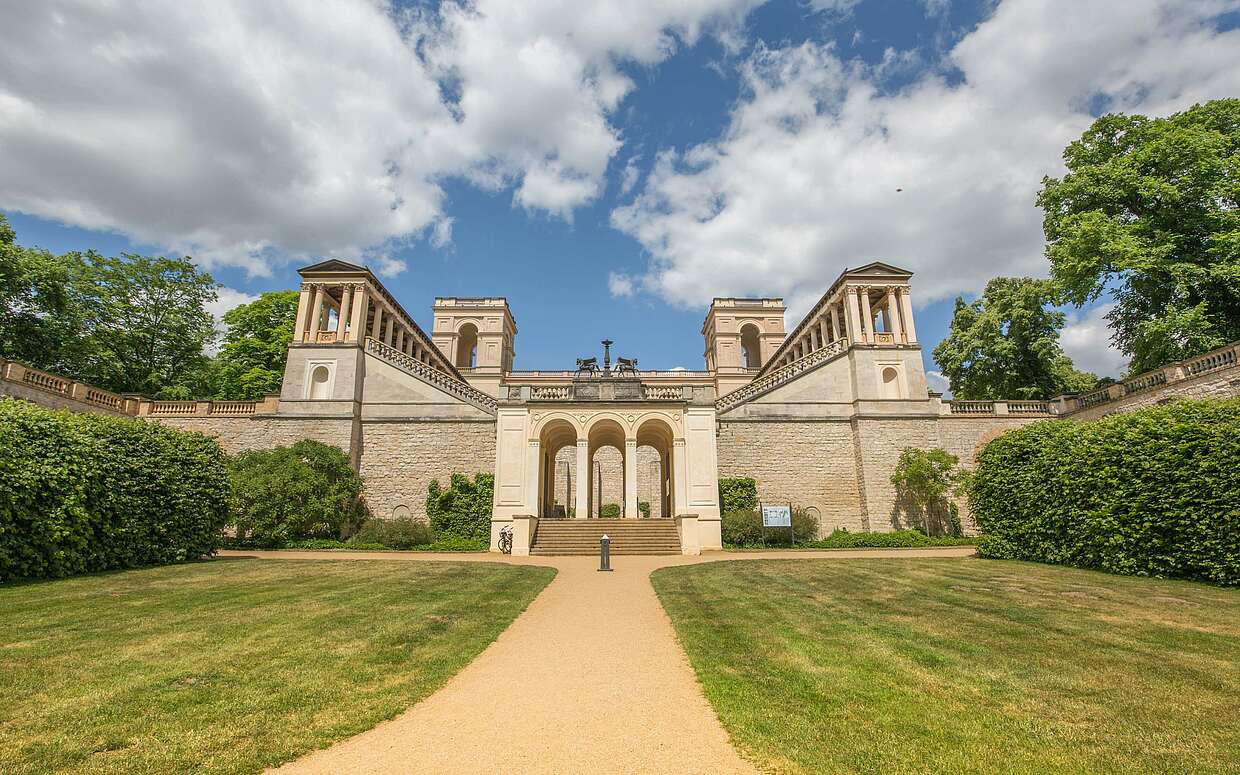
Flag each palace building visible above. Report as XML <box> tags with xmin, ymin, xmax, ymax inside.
<box><xmin>10</xmin><ymin>258</ymin><xmax>1238</xmax><ymax>555</ymax></box>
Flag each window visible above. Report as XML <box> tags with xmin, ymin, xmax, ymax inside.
<box><xmin>740</xmin><ymin>324</ymin><xmax>762</xmax><ymax>368</ymax></box>
<box><xmin>880</xmin><ymin>366</ymin><xmax>901</xmax><ymax>399</ymax></box>
<box><xmin>456</xmin><ymin>323</ymin><xmax>479</xmax><ymax>368</ymax></box>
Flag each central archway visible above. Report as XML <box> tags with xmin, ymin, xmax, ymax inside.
<box><xmin>635</xmin><ymin>416</ymin><xmax>676</xmax><ymax>520</ymax></box>
<box><xmin>587</xmin><ymin>418</ymin><xmax>626</xmax><ymax>518</ymax></box>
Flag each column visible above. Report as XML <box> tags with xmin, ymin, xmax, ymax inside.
<box><xmin>829</xmin><ymin>304</ymin><xmax>840</xmax><ymax>341</ymax></box>
<box><xmin>899</xmin><ymin>286</ymin><xmax>918</xmax><ymax>344</ymax></box>
<box><xmin>335</xmin><ymin>285</ymin><xmax>353</xmax><ymax>342</ymax></box>
<box><xmin>574</xmin><ymin>440</ymin><xmax>589</xmax><ymax>519</ymax></box>
<box><xmin>293</xmin><ymin>286</ymin><xmax>311</xmax><ymax>343</ymax></box>
<box><xmin>384</xmin><ymin>316</ymin><xmax>394</xmax><ymax>346</ymax></box>
<box><xmin>396</xmin><ymin>328</ymin><xmax>405</xmax><ymax>353</ymax></box>
<box><xmin>819</xmin><ymin>317</ymin><xmax>830</xmax><ymax>348</ymax></box>
<box><xmin>307</xmin><ymin>284</ymin><xmax>324</xmax><ymax>341</ymax></box>
<box><xmin>349</xmin><ymin>285</ymin><xmax>368</xmax><ymax>342</ymax></box>
<box><xmin>371</xmin><ymin>303</ymin><xmax>383</xmax><ymax>340</ymax></box>
<box><xmin>886</xmin><ymin>287</ymin><xmax>903</xmax><ymax>343</ymax></box>
<box><xmin>525</xmin><ymin>440</ymin><xmax>541</xmax><ymax>516</ymax></box>
<box><xmin>859</xmin><ymin>287</ymin><xmax>874</xmax><ymax>344</ymax></box>
<box><xmin>624</xmin><ymin>439</ymin><xmax>638</xmax><ymax>518</ymax></box>
<box><xmin>845</xmin><ymin>288</ymin><xmax>862</xmax><ymax>343</ymax></box>
<box><xmin>672</xmin><ymin>439</ymin><xmax>688</xmax><ymax>516</ymax></box>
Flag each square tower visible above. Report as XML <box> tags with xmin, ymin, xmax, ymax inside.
<box><xmin>432</xmin><ymin>298</ymin><xmax>517</xmax><ymax>397</ymax></box>
<box><xmin>702</xmin><ymin>298</ymin><xmax>787</xmax><ymax>396</ymax></box>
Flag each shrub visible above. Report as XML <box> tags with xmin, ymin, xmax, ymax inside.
<box><xmin>719</xmin><ymin>477</ymin><xmax>759</xmax><ymax>515</ymax></box>
<box><xmin>722</xmin><ymin>508</ymin><xmax>818</xmax><ymax>546</ymax></box>
<box><xmin>351</xmin><ymin>517</ymin><xmax>433</xmax><ymax>549</ymax></box>
<box><xmin>228</xmin><ymin>440</ymin><xmax>366</xmax><ymax>548</ymax></box>
<box><xmin>0</xmin><ymin>399</ymin><xmax>229</xmax><ymax>582</ymax></box>
<box><xmin>890</xmin><ymin>448</ymin><xmax>967</xmax><ymax>536</ymax></box>
<box><xmin>638</xmin><ymin>501</ymin><xmax>651</xmax><ymax>518</ymax></box>
<box><xmin>802</xmin><ymin>528</ymin><xmax>976</xmax><ymax>549</ymax></box>
<box><xmin>427</xmin><ymin>473</ymin><xmax>493</xmax><ymax>541</ymax></box>
<box><xmin>599</xmin><ymin>503</ymin><xmax>621</xmax><ymax>518</ymax></box>
<box><xmin>970</xmin><ymin>399</ymin><xmax>1240</xmax><ymax>586</ymax></box>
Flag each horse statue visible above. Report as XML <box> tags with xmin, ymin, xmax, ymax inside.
<box><xmin>575</xmin><ymin>356</ymin><xmax>599</xmax><ymax>374</ymax></box>
<box><xmin>616</xmin><ymin>357</ymin><xmax>638</xmax><ymax>374</ymax></box>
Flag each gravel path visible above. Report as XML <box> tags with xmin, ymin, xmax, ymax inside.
<box><xmin>239</xmin><ymin>546</ymin><xmax>974</xmax><ymax>774</ymax></box>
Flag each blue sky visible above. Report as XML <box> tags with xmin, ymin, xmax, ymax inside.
<box><xmin>3</xmin><ymin>0</ymin><xmax>1238</xmax><ymax>383</ymax></box>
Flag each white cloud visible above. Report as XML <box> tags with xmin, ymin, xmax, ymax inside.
<box><xmin>925</xmin><ymin>370</ymin><xmax>952</xmax><ymax>397</ymax></box>
<box><xmin>1060</xmin><ymin>303</ymin><xmax>1128</xmax><ymax>377</ymax></box>
<box><xmin>612</xmin><ymin>0</ymin><xmax>1240</xmax><ymax>312</ymax></box>
<box><xmin>608</xmin><ymin>271</ymin><xmax>637</xmax><ymax>298</ymax></box>
<box><xmin>921</xmin><ymin>0</ymin><xmax>952</xmax><ymax>17</ymax></box>
<box><xmin>0</xmin><ymin>0</ymin><xmax>762</xmax><ymax>272</ymax></box>
<box><xmin>619</xmin><ymin>155</ymin><xmax>644</xmax><ymax>197</ymax></box>
<box><xmin>204</xmin><ymin>286</ymin><xmax>260</xmax><ymax>354</ymax></box>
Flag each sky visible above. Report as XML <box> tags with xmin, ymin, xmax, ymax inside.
<box><xmin>2</xmin><ymin>0</ymin><xmax>1238</xmax><ymax>389</ymax></box>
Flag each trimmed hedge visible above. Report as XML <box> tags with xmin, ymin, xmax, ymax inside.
<box><xmin>801</xmin><ymin>528</ymin><xmax>975</xmax><ymax>549</ymax></box>
<box><xmin>0</xmin><ymin>399</ymin><xmax>229</xmax><ymax>582</ymax></box>
<box><xmin>719</xmin><ymin>477</ymin><xmax>759</xmax><ymax>515</ymax></box>
<box><xmin>971</xmin><ymin>399</ymin><xmax>1240</xmax><ymax>586</ymax></box>
<box><xmin>427</xmin><ymin>473</ymin><xmax>494</xmax><ymax>541</ymax></box>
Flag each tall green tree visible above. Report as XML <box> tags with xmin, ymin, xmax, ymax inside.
<box><xmin>0</xmin><ymin>214</ymin><xmax>79</xmax><ymax>372</ymax></box>
<box><xmin>1039</xmin><ymin>98</ymin><xmax>1240</xmax><ymax>375</ymax></box>
<box><xmin>213</xmin><ymin>290</ymin><xmax>299</xmax><ymax>400</ymax></box>
<box><xmin>933</xmin><ymin>277</ymin><xmax>1097</xmax><ymax>400</ymax></box>
<box><xmin>68</xmin><ymin>251</ymin><xmax>218</xmax><ymax>395</ymax></box>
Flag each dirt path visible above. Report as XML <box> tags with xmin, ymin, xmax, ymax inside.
<box><xmin>240</xmin><ymin>547</ymin><xmax>973</xmax><ymax>774</ymax></box>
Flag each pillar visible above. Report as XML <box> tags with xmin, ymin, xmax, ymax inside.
<box><xmin>349</xmin><ymin>285</ymin><xmax>368</xmax><ymax>342</ymax></box>
<box><xmin>307</xmin><ymin>284</ymin><xmax>324</xmax><ymax>341</ymax></box>
<box><xmin>294</xmin><ymin>286</ymin><xmax>311</xmax><ymax>343</ymax></box>
<box><xmin>830</xmin><ymin>304</ymin><xmax>840</xmax><ymax>341</ymax></box>
<box><xmin>525</xmin><ymin>440</ymin><xmax>541</xmax><ymax>516</ymax></box>
<box><xmin>886</xmin><ymin>287</ymin><xmax>903</xmax><ymax>343</ymax></box>
<box><xmin>624</xmin><ymin>438</ymin><xmax>638</xmax><ymax>518</ymax></box>
<box><xmin>845</xmin><ymin>288</ymin><xmax>862</xmax><ymax>343</ymax></box>
<box><xmin>384</xmin><ymin>316</ymin><xmax>394</xmax><ymax>347</ymax></box>
<box><xmin>371</xmin><ymin>303</ymin><xmax>383</xmax><ymax>340</ymax></box>
<box><xmin>672</xmin><ymin>439</ymin><xmax>688</xmax><ymax>516</ymax></box>
<box><xmin>396</xmin><ymin>328</ymin><xmax>405</xmax><ymax>353</ymax></box>
<box><xmin>574</xmin><ymin>439</ymin><xmax>589</xmax><ymax>519</ymax></box>
<box><xmin>859</xmin><ymin>288</ymin><xmax>874</xmax><ymax>344</ymax></box>
<box><xmin>819</xmin><ymin>317</ymin><xmax>830</xmax><ymax>348</ymax></box>
<box><xmin>899</xmin><ymin>286</ymin><xmax>918</xmax><ymax>344</ymax></box>
<box><xmin>336</xmin><ymin>285</ymin><xmax>353</xmax><ymax>342</ymax></box>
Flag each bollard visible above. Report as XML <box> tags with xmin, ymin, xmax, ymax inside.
<box><xmin>598</xmin><ymin>533</ymin><xmax>612</xmax><ymax>572</ymax></box>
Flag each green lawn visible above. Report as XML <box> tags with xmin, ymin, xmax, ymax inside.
<box><xmin>0</xmin><ymin>558</ymin><xmax>554</xmax><ymax>775</ymax></box>
<box><xmin>652</xmin><ymin>558</ymin><xmax>1240</xmax><ymax>775</ymax></box>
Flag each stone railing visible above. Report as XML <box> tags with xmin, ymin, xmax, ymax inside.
<box><xmin>143</xmin><ymin>398</ymin><xmax>278</xmax><ymax>417</ymax></box>
<box><xmin>315</xmin><ymin>330</ymin><xmax>337</xmax><ymax>343</ymax></box>
<box><xmin>366</xmin><ymin>336</ymin><xmax>498</xmax><ymax>413</ymax></box>
<box><xmin>873</xmin><ymin>332</ymin><xmax>896</xmax><ymax>345</ymax></box>
<box><xmin>1</xmin><ymin>359</ymin><xmax>137</xmax><ymax>414</ymax></box>
<box><xmin>717</xmin><ymin>338</ymin><xmax>849</xmax><ymax>413</ymax></box>
<box><xmin>946</xmin><ymin>400</ymin><xmax>1053</xmax><ymax>416</ymax></box>
<box><xmin>643</xmin><ymin>385</ymin><xmax>684</xmax><ymax>400</ymax></box>
<box><xmin>530</xmin><ymin>385</ymin><xmax>571</xmax><ymax>400</ymax></box>
<box><xmin>1070</xmin><ymin>342</ymin><xmax>1240</xmax><ymax>413</ymax></box>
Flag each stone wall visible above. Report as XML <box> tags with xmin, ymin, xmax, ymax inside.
<box><xmin>151</xmin><ymin>415</ymin><xmax>357</xmax><ymax>457</ymax></box>
<box><xmin>717</xmin><ymin>419</ymin><xmax>864</xmax><ymax>532</ymax></box>
<box><xmin>1069</xmin><ymin>364</ymin><xmax>1240</xmax><ymax>421</ymax></box>
<box><xmin>358</xmin><ymin>420</ymin><xmax>497</xmax><ymax>519</ymax></box>
<box><xmin>0</xmin><ymin>380</ymin><xmax>131</xmax><ymax>416</ymax></box>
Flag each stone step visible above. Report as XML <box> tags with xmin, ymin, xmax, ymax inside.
<box><xmin>530</xmin><ymin>518</ymin><xmax>680</xmax><ymax>556</ymax></box>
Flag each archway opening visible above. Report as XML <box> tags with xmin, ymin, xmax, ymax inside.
<box><xmin>880</xmin><ymin>366</ymin><xmax>901</xmax><ymax>399</ymax></box>
<box><xmin>587</xmin><ymin>419</ymin><xmax>627</xmax><ymax>518</ymax></box>
<box><xmin>456</xmin><ymin>323</ymin><xmax>479</xmax><ymax>368</ymax></box>
<box><xmin>740</xmin><ymin>324</ymin><xmax>762</xmax><ymax>368</ymax></box>
<box><xmin>636</xmin><ymin>418</ymin><xmax>676</xmax><ymax>520</ymax></box>
<box><xmin>309</xmin><ymin>365</ymin><xmax>331</xmax><ymax>399</ymax></box>
<box><xmin>537</xmin><ymin>419</ymin><xmax>578</xmax><ymax>519</ymax></box>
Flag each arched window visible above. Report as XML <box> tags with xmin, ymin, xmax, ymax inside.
<box><xmin>456</xmin><ymin>323</ymin><xmax>479</xmax><ymax>368</ymax></box>
<box><xmin>740</xmin><ymin>324</ymin><xmax>762</xmax><ymax>368</ymax></box>
<box><xmin>392</xmin><ymin>505</ymin><xmax>411</xmax><ymax>519</ymax></box>
<box><xmin>880</xmin><ymin>366</ymin><xmax>901</xmax><ymax>399</ymax></box>
<box><xmin>309</xmin><ymin>365</ymin><xmax>332</xmax><ymax>399</ymax></box>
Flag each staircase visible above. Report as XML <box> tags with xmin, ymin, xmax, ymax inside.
<box><xmin>530</xmin><ymin>519</ymin><xmax>681</xmax><ymax>556</ymax></box>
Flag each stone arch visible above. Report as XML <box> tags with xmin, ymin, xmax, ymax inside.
<box><xmin>309</xmin><ymin>364</ymin><xmax>332</xmax><ymax>399</ymax></box>
<box><xmin>740</xmin><ymin>323</ymin><xmax>762</xmax><ymax>368</ymax></box>
<box><xmin>587</xmin><ymin>418</ymin><xmax>627</xmax><ymax>517</ymax></box>
<box><xmin>880</xmin><ymin>366</ymin><xmax>902</xmax><ymax>399</ymax></box>
<box><xmin>635</xmin><ymin>416</ymin><xmax>676</xmax><ymax>519</ymax></box>
<box><xmin>455</xmin><ymin>322</ymin><xmax>479</xmax><ymax>368</ymax></box>
<box><xmin>537</xmin><ymin>418</ymin><xmax>578</xmax><ymax>518</ymax></box>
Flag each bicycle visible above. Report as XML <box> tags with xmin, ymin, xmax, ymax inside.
<box><xmin>498</xmin><ymin>524</ymin><xmax>514</xmax><ymax>554</ymax></box>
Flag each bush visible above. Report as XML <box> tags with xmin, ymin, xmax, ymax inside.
<box><xmin>0</xmin><ymin>399</ymin><xmax>229</xmax><ymax>582</ymax></box>
<box><xmin>599</xmin><ymin>503</ymin><xmax>621</xmax><ymax>518</ymax></box>
<box><xmin>427</xmin><ymin>473</ymin><xmax>493</xmax><ymax>541</ymax></box>
<box><xmin>638</xmin><ymin>501</ymin><xmax>651</xmax><ymax>518</ymax></box>
<box><xmin>719</xmin><ymin>477</ymin><xmax>759</xmax><ymax>515</ymax></box>
<box><xmin>802</xmin><ymin>528</ymin><xmax>976</xmax><ymax>549</ymax></box>
<box><xmin>970</xmin><ymin>400</ymin><xmax>1240</xmax><ymax>586</ymax></box>
<box><xmin>890</xmin><ymin>447</ymin><xmax>966</xmax><ymax>536</ymax></box>
<box><xmin>351</xmin><ymin>517</ymin><xmax>433</xmax><ymax>549</ymax></box>
<box><xmin>228</xmin><ymin>440</ymin><xmax>367</xmax><ymax>548</ymax></box>
<box><xmin>722</xmin><ymin>508</ymin><xmax>818</xmax><ymax>546</ymax></box>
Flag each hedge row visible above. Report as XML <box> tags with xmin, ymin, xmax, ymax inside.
<box><xmin>971</xmin><ymin>399</ymin><xmax>1240</xmax><ymax>586</ymax></box>
<box><xmin>0</xmin><ymin>399</ymin><xmax>229</xmax><ymax>582</ymax></box>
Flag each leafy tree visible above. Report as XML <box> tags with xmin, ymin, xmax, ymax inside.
<box><xmin>214</xmin><ymin>290</ymin><xmax>299</xmax><ymax>399</ymax></box>
<box><xmin>0</xmin><ymin>214</ymin><xmax>79</xmax><ymax>372</ymax></box>
<box><xmin>1039</xmin><ymin>99</ymin><xmax>1240</xmax><ymax>375</ymax></box>
<box><xmin>67</xmin><ymin>251</ymin><xmax>219</xmax><ymax>394</ymax></box>
<box><xmin>228</xmin><ymin>439</ymin><xmax>367</xmax><ymax>547</ymax></box>
<box><xmin>890</xmin><ymin>448</ymin><xmax>966</xmax><ymax>537</ymax></box>
<box><xmin>933</xmin><ymin>277</ymin><xmax>1097</xmax><ymax>400</ymax></box>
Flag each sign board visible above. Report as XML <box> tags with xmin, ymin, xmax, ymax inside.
<box><xmin>761</xmin><ymin>505</ymin><xmax>792</xmax><ymax>528</ymax></box>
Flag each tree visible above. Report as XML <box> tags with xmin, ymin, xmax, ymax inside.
<box><xmin>0</xmin><ymin>214</ymin><xmax>79</xmax><ymax>372</ymax></box>
<box><xmin>890</xmin><ymin>448</ymin><xmax>965</xmax><ymax>537</ymax></box>
<box><xmin>933</xmin><ymin>277</ymin><xmax>1097</xmax><ymax>400</ymax></box>
<box><xmin>1039</xmin><ymin>99</ymin><xmax>1240</xmax><ymax>375</ymax></box>
<box><xmin>213</xmin><ymin>290</ymin><xmax>299</xmax><ymax>400</ymax></box>
<box><xmin>68</xmin><ymin>251</ymin><xmax>218</xmax><ymax>395</ymax></box>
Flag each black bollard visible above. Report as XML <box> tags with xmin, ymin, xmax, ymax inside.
<box><xmin>599</xmin><ymin>533</ymin><xmax>612</xmax><ymax>572</ymax></box>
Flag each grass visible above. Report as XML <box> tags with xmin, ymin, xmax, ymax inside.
<box><xmin>0</xmin><ymin>558</ymin><xmax>555</xmax><ymax>775</ymax></box>
<box><xmin>652</xmin><ymin>558</ymin><xmax>1240</xmax><ymax>774</ymax></box>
